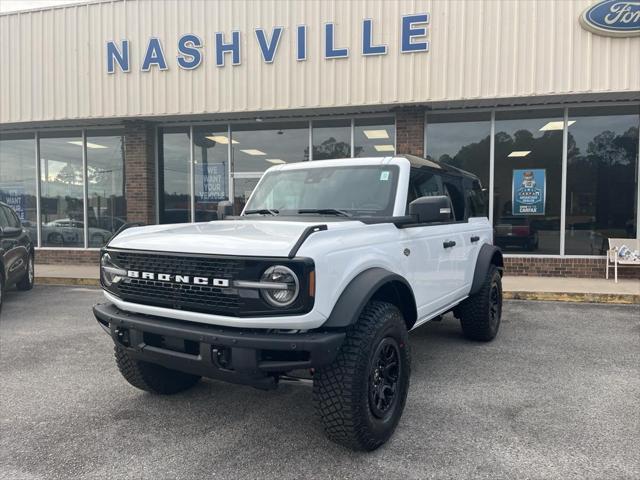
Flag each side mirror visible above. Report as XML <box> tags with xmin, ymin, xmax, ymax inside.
<box><xmin>0</xmin><ymin>226</ymin><xmax>22</xmax><ymax>238</ymax></box>
<box><xmin>217</xmin><ymin>201</ymin><xmax>234</xmax><ymax>220</ymax></box>
<box><xmin>409</xmin><ymin>195</ymin><xmax>452</xmax><ymax>223</ymax></box>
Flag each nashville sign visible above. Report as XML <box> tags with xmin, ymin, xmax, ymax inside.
<box><xmin>105</xmin><ymin>14</ymin><xmax>429</xmax><ymax>74</ymax></box>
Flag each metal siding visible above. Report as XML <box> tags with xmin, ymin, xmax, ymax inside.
<box><xmin>0</xmin><ymin>0</ymin><xmax>639</xmax><ymax>125</ymax></box>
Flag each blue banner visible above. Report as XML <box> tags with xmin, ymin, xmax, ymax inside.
<box><xmin>0</xmin><ymin>185</ymin><xmax>26</xmax><ymax>220</ymax></box>
<box><xmin>512</xmin><ymin>169</ymin><xmax>546</xmax><ymax>216</ymax></box>
<box><xmin>196</xmin><ymin>162</ymin><xmax>227</xmax><ymax>203</ymax></box>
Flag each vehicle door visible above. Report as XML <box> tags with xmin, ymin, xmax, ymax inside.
<box><xmin>437</xmin><ymin>175</ymin><xmax>471</xmax><ymax>296</ymax></box>
<box><xmin>0</xmin><ymin>206</ymin><xmax>25</xmax><ymax>285</ymax></box>
<box><xmin>399</xmin><ymin>168</ymin><xmax>459</xmax><ymax>317</ymax></box>
<box><xmin>462</xmin><ymin>177</ymin><xmax>491</xmax><ymax>285</ymax></box>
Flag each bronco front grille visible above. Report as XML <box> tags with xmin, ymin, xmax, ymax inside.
<box><xmin>108</xmin><ymin>250</ymin><xmax>245</xmax><ymax>316</ymax></box>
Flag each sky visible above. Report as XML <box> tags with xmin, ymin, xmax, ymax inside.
<box><xmin>0</xmin><ymin>0</ymin><xmax>82</xmax><ymax>13</ymax></box>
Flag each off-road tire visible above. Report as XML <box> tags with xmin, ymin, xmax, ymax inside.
<box><xmin>458</xmin><ymin>265</ymin><xmax>502</xmax><ymax>341</ymax></box>
<box><xmin>16</xmin><ymin>254</ymin><xmax>35</xmax><ymax>291</ymax></box>
<box><xmin>313</xmin><ymin>301</ymin><xmax>411</xmax><ymax>451</ymax></box>
<box><xmin>114</xmin><ymin>345</ymin><xmax>201</xmax><ymax>394</ymax></box>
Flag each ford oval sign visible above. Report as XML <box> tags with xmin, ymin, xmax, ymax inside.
<box><xmin>580</xmin><ymin>1</ymin><xmax>640</xmax><ymax>37</ymax></box>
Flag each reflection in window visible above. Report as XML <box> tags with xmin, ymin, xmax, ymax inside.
<box><xmin>193</xmin><ymin>126</ymin><xmax>229</xmax><ymax>221</ymax></box>
<box><xmin>565</xmin><ymin>106</ymin><xmax>639</xmax><ymax>255</ymax></box>
<box><xmin>426</xmin><ymin>112</ymin><xmax>491</xmax><ymax>188</ymax></box>
<box><xmin>312</xmin><ymin>120</ymin><xmax>351</xmax><ymax>160</ymax></box>
<box><xmin>494</xmin><ymin>110</ymin><xmax>563</xmax><ymax>254</ymax></box>
<box><xmin>159</xmin><ymin>127</ymin><xmax>191</xmax><ymax>224</ymax></box>
<box><xmin>39</xmin><ymin>132</ymin><xmax>84</xmax><ymax>247</ymax></box>
<box><xmin>233</xmin><ymin>177</ymin><xmax>260</xmax><ymax>214</ymax></box>
<box><xmin>231</xmin><ymin>122</ymin><xmax>309</xmax><ymax>173</ymax></box>
<box><xmin>354</xmin><ymin>117</ymin><xmax>395</xmax><ymax>157</ymax></box>
<box><xmin>86</xmin><ymin>130</ymin><xmax>126</xmax><ymax>247</ymax></box>
<box><xmin>0</xmin><ymin>133</ymin><xmax>37</xmax><ymax>243</ymax></box>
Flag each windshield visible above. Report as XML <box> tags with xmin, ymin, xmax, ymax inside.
<box><xmin>244</xmin><ymin>165</ymin><xmax>399</xmax><ymax>217</ymax></box>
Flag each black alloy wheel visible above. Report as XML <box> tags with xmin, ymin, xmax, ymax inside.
<box><xmin>368</xmin><ymin>337</ymin><xmax>401</xmax><ymax>419</ymax></box>
<box><xmin>489</xmin><ymin>278</ymin><xmax>501</xmax><ymax>331</ymax></box>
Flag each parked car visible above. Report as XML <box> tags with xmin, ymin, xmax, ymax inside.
<box><xmin>44</xmin><ymin>218</ymin><xmax>113</xmax><ymax>246</ymax></box>
<box><xmin>94</xmin><ymin>155</ymin><xmax>504</xmax><ymax>450</ymax></box>
<box><xmin>0</xmin><ymin>202</ymin><xmax>35</xmax><ymax>312</ymax></box>
<box><xmin>494</xmin><ymin>215</ymin><xmax>539</xmax><ymax>251</ymax></box>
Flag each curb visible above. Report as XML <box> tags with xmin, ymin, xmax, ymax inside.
<box><xmin>34</xmin><ymin>277</ymin><xmax>640</xmax><ymax>304</ymax></box>
<box><xmin>36</xmin><ymin>277</ymin><xmax>100</xmax><ymax>287</ymax></box>
<box><xmin>503</xmin><ymin>291</ymin><xmax>639</xmax><ymax>305</ymax></box>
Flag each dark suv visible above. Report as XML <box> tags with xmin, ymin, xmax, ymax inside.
<box><xmin>0</xmin><ymin>202</ymin><xmax>35</xmax><ymax>312</ymax></box>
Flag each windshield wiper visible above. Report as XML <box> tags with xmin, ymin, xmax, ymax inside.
<box><xmin>297</xmin><ymin>208</ymin><xmax>352</xmax><ymax>217</ymax></box>
<box><xmin>244</xmin><ymin>208</ymin><xmax>279</xmax><ymax>216</ymax></box>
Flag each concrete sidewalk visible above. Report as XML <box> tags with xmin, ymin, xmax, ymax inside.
<box><xmin>34</xmin><ymin>264</ymin><xmax>640</xmax><ymax>304</ymax></box>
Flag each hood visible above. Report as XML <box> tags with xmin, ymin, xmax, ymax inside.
<box><xmin>107</xmin><ymin>219</ymin><xmax>360</xmax><ymax>257</ymax></box>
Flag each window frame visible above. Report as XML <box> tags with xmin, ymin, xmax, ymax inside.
<box><xmin>426</xmin><ymin>102</ymin><xmax>640</xmax><ymax>257</ymax></box>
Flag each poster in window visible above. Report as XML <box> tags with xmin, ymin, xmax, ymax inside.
<box><xmin>196</xmin><ymin>163</ymin><xmax>227</xmax><ymax>203</ymax></box>
<box><xmin>512</xmin><ymin>169</ymin><xmax>546</xmax><ymax>215</ymax></box>
<box><xmin>0</xmin><ymin>185</ymin><xmax>25</xmax><ymax>220</ymax></box>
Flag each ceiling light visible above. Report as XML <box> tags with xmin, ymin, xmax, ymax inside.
<box><xmin>67</xmin><ymin>141</ymin><xmax>108</xmax><ymax>149</ymax></box>
<box><xmin>266</xmin><ymin>159</ymin><xmax>286</xmax><ymax>164</ymax></box>
<box><xmin>539</xmin><ymin>121</ymin><xmax>575</xmax><ymax>131</ymax></box>
<box><xmin>508</xmin><ymin>150</ymin><xmax>531</xmax><ymax>157</ymax></box>
<box><xmin>205</xmin><ymin>135</ymin><xmax>238</xmax><ymax>144</ymax></box>
<box><xmin>363</xmin><ymin>129</ymin><xmax>389</xmax><ymax>139</ymax></box>
<box><xmin>374</xmin><ymin>145</ymin><xmax>395</xmax><ymax>152</ymax></box>
<box><xmin>241</xmin><ymin>149</ymin><xmax>266</xmax><ymax>156</ymax></box>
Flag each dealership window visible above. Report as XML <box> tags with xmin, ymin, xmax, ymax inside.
<box><xmin>159</xmin><ymin>127</ymin><xmax>191</xmax><ymax>224</ymax></box>
<box><xmin>231</xmin><ymin>121</ymin><xmax>309</xmax><ymax>213</ymax></box>
<box><xmin>565</xmin><ymin>106</ymin><xmax>639</xmax><ymax>255</ymax></box>
<box><xmin>0</xmin><ymin>133</ymin><xmax>38</xmax><ymax>244</ymax></box>
<box><xmin>312</xmin><ymin>119</ymin><xmax>351</xmax><ymax>160</ymax></box>
<box><xmin>39</xmin><ymin>131</ymin><xmax>85</xmax><ymax>247</ymax></box>
<box><xmin>193</xmin><ymin>125</ymin><xmax>230</xmax><ymax>221</ymax></box>
<box><xmin>354</xmin><ymin>117</ymin><xmax>396</xmax><ymax>157</ymax></box>
<box><xmin>86</xmin><ymin>130</ymin><xmax>126</xmax><ymax>247</ymax></box>
<box><xmin>493</xmin><ymin>110</ymin><xmax>564</xmax><ymax>254</ymax></box>
<box><xmin>425</xmin><ymin>112</ymin><xmax>491</xmax><ymax>189</ymax></box>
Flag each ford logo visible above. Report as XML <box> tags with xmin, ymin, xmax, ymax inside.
<box><xmin>580</xmin><ymin>1</ymin><xmax>640</xmax><ymax>37</ymax></box>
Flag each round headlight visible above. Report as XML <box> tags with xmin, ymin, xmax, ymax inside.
<box><xmin>260</xmin><ymin>265</ymin><xmax>299</xmax><ymax>307</ymax></box>
<box><xmin>101</xmin><ymin>253</ymin><xmax>125</xmax><ymax>287</ymax></box>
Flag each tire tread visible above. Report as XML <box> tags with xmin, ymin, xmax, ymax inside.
<box><xmin>114</xmin><ymin>346</ymin><xmax>200</xmax><ymax>394</ymax></box>
<box><xmin>313</xmin><ymin>301</ymin><xmax>410</xmax><ymax>451</ymax></box>
<box><xmin>458</xmin><ymin>265</ymin><xmax>502</xmax><ymax>341</ymax></box>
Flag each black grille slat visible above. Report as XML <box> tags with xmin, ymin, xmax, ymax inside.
<box><xmin>110</xmin><ymin>251</ymin><xmax>245</xmax><ymax>315</ymax></box>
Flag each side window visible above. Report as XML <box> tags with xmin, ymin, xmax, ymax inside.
<box><xmin>442</xmin><ymin>177</ymin><xmax>466</xmax><ymax>221</ymax></box>
<box><xmin>0</xmin><ymin>207</ymin><xmax>10</xmax><ymax>228</ymax></box>
<box><xmin>7</xmin><ymin>209</ymin><xmax>21</xmax><ymax>228</ymax></box>
<box><xmin>465</xmin><ymin>178</ymin><xmax>488</xmax><ymax>218</ymax></box>
<box><xmin>406</xmin><ymin>168</ymin><xmax>444</xmax><ymax>213</ymax></box>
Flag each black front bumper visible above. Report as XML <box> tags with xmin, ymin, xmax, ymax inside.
<box><xmin>93</xmin><ymin>303</ymin><xmax>345</xmax><ymax>389</ymax></box>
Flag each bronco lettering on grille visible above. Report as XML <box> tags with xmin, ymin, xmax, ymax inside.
<box><xmin>126</xmin><ymin>270</ymin><xmax>230</xmax><ymax>287</ymax></box>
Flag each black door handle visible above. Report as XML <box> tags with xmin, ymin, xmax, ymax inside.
<box><xmin>471</xmin><ymin>236</ymin><xmax>480</xmax><ymax>243</ymax></box>
<box><xmin>443</xmin><ymin>240</ymin><xmax>456</xmax><ymax>249</ymax></box>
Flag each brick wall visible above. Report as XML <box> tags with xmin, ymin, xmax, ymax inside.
<box><xmin>124</xmin><ymin>120</ymin><xmax>156</xmax><ymax>225</ymax></box>
<box><xmin>395</xmin><ymin>107</ymin><xmax>425</xmax><ymax>157</ymax></box>
<box><xmin>504</xmin><ymin>256</ymin><xmax>640</xmax><ymax>279</ymax></box>
<box><xmin>35</xmin><ymin>249</ymin><xmax>100</xmax><ymax>265</ymax></box>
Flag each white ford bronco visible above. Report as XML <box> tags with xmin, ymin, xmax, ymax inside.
<box><xmin>94</xmin><ymin>155</ymin><xmax>503</xmax><ymax>451</ymax></box>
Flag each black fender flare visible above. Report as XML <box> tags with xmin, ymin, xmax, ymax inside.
<box><xmin>469</xmin><ymin>244</ymin><xmax>504</xmax><ymax>296</ymax></box>
<box><xmin>322</xmin><ymin>267</ymin><xmax>417</xmax><ymax>329</ymax></box>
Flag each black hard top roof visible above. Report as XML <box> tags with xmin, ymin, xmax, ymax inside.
<box><xmin>399</xmin><ymin>154</ymin><xmax>481</xmax><ymax>182</ymax></box>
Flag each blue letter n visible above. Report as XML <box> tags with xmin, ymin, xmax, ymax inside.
<box><xmin>106</xmin><ymin>40</ymin><xmax>129</xmax><ymax>73</ymax></box>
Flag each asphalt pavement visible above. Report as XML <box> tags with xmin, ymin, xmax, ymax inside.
<box><xmin>1</xmin><ymin>286</ymin><xmax>638</xmax><ymax>480</ymax></box>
